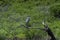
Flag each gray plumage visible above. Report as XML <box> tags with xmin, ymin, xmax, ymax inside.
<box><xmin>26</xmin><ymin>16</ymin><xmax>30</xmax><ymax>24</ymax></box>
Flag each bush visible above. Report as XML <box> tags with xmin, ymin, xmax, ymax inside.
<box><xmin>50</xmin><ymin>4</ymin><xmax>60</xmax><ymax>19</ymax></box>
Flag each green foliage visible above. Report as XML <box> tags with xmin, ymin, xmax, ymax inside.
<box><xmin>50</xmin><ymin>4</ymin><xmax>60</xmax><ymax>18</ymax></box>
<box><xmin>0</xmin><ymin>0</ymin><xmax>60</xmax><ymax>40</ymax></box>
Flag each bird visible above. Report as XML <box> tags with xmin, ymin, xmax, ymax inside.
<box><xmin>26</xmin><ymin>16</ymin><xmax>30</xmax><ymax>24</ymax></box>
<box><xmin>25</xmin><ymin>16</ymin><xmax>31</xmax><ymax>28</ymax></box>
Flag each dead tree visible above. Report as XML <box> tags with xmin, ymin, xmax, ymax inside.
<box><xmin>42</xmin><ymin>21</ymin><xmax>56</xmax><ymax>40</ymax></box>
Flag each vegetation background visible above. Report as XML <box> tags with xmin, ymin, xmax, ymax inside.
<box><xmin>0</xmin><ymin>0</ymin><xmax>60</xmax><ymax>40</ymax></box>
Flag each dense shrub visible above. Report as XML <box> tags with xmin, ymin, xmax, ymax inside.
<box><xmin>50</xmin><ymin>4</ymin><xmax>60</xmax><ymax>19</ymax></box>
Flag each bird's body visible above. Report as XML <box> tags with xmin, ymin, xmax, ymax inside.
<box><xmin>25</xmin><ymin>16</ymin><xmax>31</xmax><ymax>28</ymax></box>
<box><xmin>26</xmin><ymin>16</ymin><xmax>30</xmax><ymax>24</ymax></box>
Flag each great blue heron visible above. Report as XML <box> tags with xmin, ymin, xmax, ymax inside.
<box><xmin>26</xmin><ymin>16</ymin><xmax>30</xmax><ymax>24</ymax></box>
<box><xmin>25</xmin><ymin>16</ymin><xmax>31</xmax><ymax>28</ymax></box>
